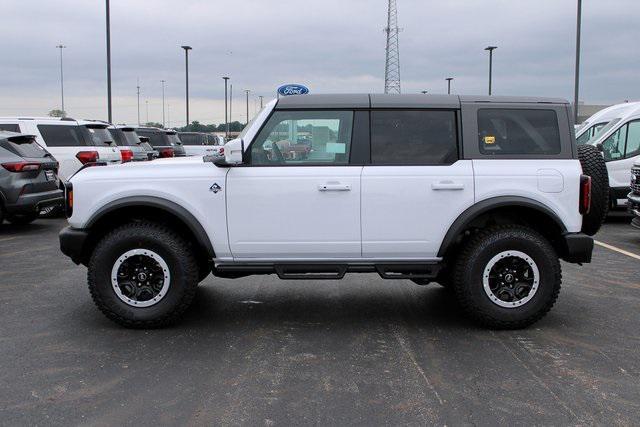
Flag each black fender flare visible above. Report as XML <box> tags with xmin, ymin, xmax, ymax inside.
<box><xmin>86</xmin><ymin>196</ymin><xmax>215</xmax><ymax>258</ymax></box>
<box><xmin>437</xmin><ymin>196</ymin><xmax>568</xmax><ymax>257</ymax></box>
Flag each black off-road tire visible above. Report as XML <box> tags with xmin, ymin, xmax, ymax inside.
<box><xmin>0</xmin><ymin>205</ymin><xmax>4</xmax><ymax>225</ymax></box>
<box><xmin>6</xmin><ymin>213</ymin><xmax>38</xmax><ymax>225</ymax></box>
<box><xmin>88</xmin><ymin>221</ymin><xmax>199</xmax><ymax>328</ymax></box>
<box><xmin>577</xmin><ymin>144</ymin><xmax>609</xmax><ymax>235</ymax></box>
<box><xmin>452</xmin><ymin>225</ymin><xmax>561</xmax><ymax>329</ymax></box>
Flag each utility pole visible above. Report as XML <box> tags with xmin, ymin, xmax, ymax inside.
<box><xmin>56</xmin><ymin>45</ymin><xmax>66</xmax><ymax>114</ymax></box>
<box><xmin>245</xmin><ymin>89</ymin><xmax>250</xmax><ymax>124</ymax></box>
<box><xmin>446</xmin><ymin>77</ymin><xmax>453</xmax><ymax>94</ymax></box>
<box><xmin>383</xmin><ymin>0</ymin><xmax>401</xmax><ymax>94</ymax></box>
<box><xmin>574</xmin><ymin>0</ymin><xmax>582</xmax><ymax>124</ymax></box>
<box><xmin>161</xmin><ymin>80</ymin><xmax>166</xmax><ymax>128</ymax></box>
<box><xmin>105</xmin><ymin>0</ymin><xmax>112</xmax><ymax>122</ymax></box>
<box><xmin>222</xmin><ymin>77</ymin><xmax>230</xmax><ymax>138</ymax></box>
<box><xmin>136</xmin><ymin>78</ymin><xmax>140</xmax><ymax>126</ymax></box>
<box><xmin>181</xmin><ymin>46</ymin><xmax>192</xmax><ymax>127</ymax></box>
<box><xmin>485</xmin><ymin>46</ymin><xmax>497</xmax><ymax>95</ymax></box>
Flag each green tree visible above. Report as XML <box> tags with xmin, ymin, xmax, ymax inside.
<box><xmin>48</xmin><ymin>109</ymin><xmax>66</xmax><ymax>118</ymax></box>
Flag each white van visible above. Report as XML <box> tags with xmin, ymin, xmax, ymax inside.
<box><xmin>581</xmin><ymin>103</ymin><xmax>640</xmax><ymax>207</ymax></box>
<box><xmin>0</xmin><ymin>117</ymin><xmax>121</xmax><ymax>181</ymax></box>
<box><xmin>576</xmin><ymin>102</ymin><xmax>640</xmax><ymax>145</ymax></box>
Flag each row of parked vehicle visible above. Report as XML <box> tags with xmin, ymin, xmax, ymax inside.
<box><xmin>0</xmin><ymin>116</ymin><xmax>224</xmax><ymax>225</ymax></box>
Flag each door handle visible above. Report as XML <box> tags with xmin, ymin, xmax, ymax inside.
<box><xmin>431</xmin><ymin>181</ymin><xmax>464</xmax><ymax>191</ymax></box>
<box><xmin>318</xmin><ymin>183</ymin><xmax>351</xmax><ymax>192</ymax></box>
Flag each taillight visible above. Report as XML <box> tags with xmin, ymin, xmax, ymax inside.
<box><xmin>219</xmin><ymin>147</ymin><xmax>224</xmax><ymax>155</ymax></box>
<box><xmin>76</xmin><ymin>150</ymin><xmax>99</xmax><ymax>165</ymax></box>
<box><xmin>579</xmin><ymin>174</ymin><xmax>591</xmax><ymax>214</ymax></box>
<box><xmin>159</xmin><ymin>148</ymin><xmax>174</xmax><ymax>158</ymax></box>
<box><xmin>120</xmin><ymin>149</ymin><xmax>133</xmax><ymax>163</ymax></box>
<box><xmin>1</xmin><ymin>162</ymin><xmax>41</xmax><ymax>172</ymax></box>
<box><xmin>65</xmin><ymin>182</ymin><xmax>73</xmax><ymax>218</ymax></box>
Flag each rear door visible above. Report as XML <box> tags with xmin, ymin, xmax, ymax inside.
<box><xmin>226</xmin><ymin>109</ymin><xmax>363</xmax><ymax>259</ymax></box>
<box><xmin>361</xmin><ymin>108</ymin><xmax>474</xmax><ymax>258</ymax></box>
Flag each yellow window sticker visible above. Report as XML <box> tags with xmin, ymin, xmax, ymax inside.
<box><xmin>484</xmin><ymin>135</ymin><xmax>496</xmax><ymax>144</ymax></box>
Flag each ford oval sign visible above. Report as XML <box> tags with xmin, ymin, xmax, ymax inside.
<box><xmin>277</xmin><ymin>84</ymin><xmax>309</xmax><ymax>96</ymax></box>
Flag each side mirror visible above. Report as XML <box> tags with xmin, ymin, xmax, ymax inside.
<box><xmin>223</xmin><ymin>138</ymin><xmax>244</xmax><ymax>165</ymax></box>
<box><xmin>596</xmin><ymin>143</ymin><xmax>604</xmax><ymax>152</ymax></box>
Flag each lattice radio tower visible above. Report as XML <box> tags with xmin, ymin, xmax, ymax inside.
<box><xmin>384</xmin><ymin>0</ymin><xmax>401</xmax><ymax>94</ymax></box>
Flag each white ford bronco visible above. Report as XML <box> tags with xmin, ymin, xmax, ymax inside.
<box><xmin>59</xmin><ymin>94</ymin><xmax>608</xmax><ymax>329</ymax></box>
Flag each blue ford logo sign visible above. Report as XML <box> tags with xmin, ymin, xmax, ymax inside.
<box><xmin>277</xmin><ymin>84</ymin><xmax>309</xmax><ymax>96</ymax></box>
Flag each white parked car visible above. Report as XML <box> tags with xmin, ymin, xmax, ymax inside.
<box><xmin>0</xmin><ymin>117</ymin><xmax>121</xmax><ymax>181</ymax></box>
<box><xmin>177</xmin><ymin>132</ymin><xmax>224</xmax><ymax>157</ymax></box>
<box><xmin>578</xmin><ymin>102</ymin><xmax>640</xmax><ymax>207</ymax></box>
<box><xmin>60</xmin><ymin>94</ymin><xmax>608</xmax><ymax>330</ymax></box>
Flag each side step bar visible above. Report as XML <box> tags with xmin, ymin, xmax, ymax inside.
<box><xmin>214</xmin><ymin>262</ymin><xmax>441</xmax><ymax>280</ymax></box>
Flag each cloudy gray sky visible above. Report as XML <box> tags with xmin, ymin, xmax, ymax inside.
<box><xmin>1</xmin><ymin>0</ymin><xmax>638</xmax><ymax>126</ymax></box>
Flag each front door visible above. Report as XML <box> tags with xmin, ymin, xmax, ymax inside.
<box><xmin>226</xmin><ymin>109</ymin><xmax>362</xmax><ymax>260</ymax></box>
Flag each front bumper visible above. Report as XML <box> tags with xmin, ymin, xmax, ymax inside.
<box><xmin>5</xmin><ymin>188</ymin><xmax>64</xmax><ymax>215</ymax></box>
<box><xmin>59</xmin><ymin>226</ymin><xmax>89</xmax><ymax>265</ymax></box>
<box><xmin>560</xmin><ymin>232</ymin><xmax>594</xmax><ymax>263</ymax></box>
<box><xmin>628</xmin><ymin>192</ymin><xmax>640</xmax><ymax>229</ymax></box>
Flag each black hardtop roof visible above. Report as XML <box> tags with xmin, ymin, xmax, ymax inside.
<box><xmin>274</xmin><ymin>94</ymin><xmax>569</xmax><ymax>110</ymax></box>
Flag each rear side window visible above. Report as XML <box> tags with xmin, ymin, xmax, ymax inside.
<box><xmin>0</xmin><ymin>124</ymin><xmax>20</xmax><ymax>133</ymax></box>
<box><xmin>371</xmin><ymin>110</ymin><xmax>458</xmax><ymax>165</ymax></box>
<box><xmin>85</xmin><ymin>127</ymin><xmax>114</xmax><ymax>146</ymax></box>
<box><xmin>37</xmin><ymin>125</ymin><xmax>89</xmax><ymax>147</ymax></box>
<box><xmin>108</xmin><ymin>128</ymin><xmax>127</xmax><ymax>146</ymax></box>
<box><xmin>478</xmin><ymin>109</ymin><xmax>561</xmax><ymax>155</ymax></box>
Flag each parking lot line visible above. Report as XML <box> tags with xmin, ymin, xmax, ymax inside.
<box><xmin>594</xmin><ymin>240</ymin><xmax>640</xmax><ymax>261</ymax></box>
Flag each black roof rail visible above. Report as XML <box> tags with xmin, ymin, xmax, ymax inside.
<box><xmin>61</xmin><ymin>117</ymin><xmax>76</xmax><ymax>121</ymax></box>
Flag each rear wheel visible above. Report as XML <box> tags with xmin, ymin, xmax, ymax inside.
<box><xmin>578</xmin><ymin>144</ymin><xmax>609</xmax><ymax>235</ymax></box>
<box><xmin>88</xmin><ymin>221</ymin><xmax>199</xmax><ymax>328</ymax></box>
<box><xmin>452</xmin><ymin>225</ymin><xmax>561</xmax><ymax>329</ymax></box>
<box><xmin>6</xmin><ymin>213</ymin><xmax>38</xmax><ymax>225</ymax></box>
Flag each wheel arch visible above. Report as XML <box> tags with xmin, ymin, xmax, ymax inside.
<box><xmin>82</xmin><ymin>196</ymin><xmax>215</xmax><ymax>265</ymax></box>
<box><xmin>437</xmin><ymin>196</ymin><xmax>568</xmax><ymax>258</ymax></box>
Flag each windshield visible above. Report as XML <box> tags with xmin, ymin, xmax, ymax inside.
<box><xmin>239</xmin><ymin>114</ymin><xmax>260</xmax><ymax>140</ymax></box>
<box><xmin>166</xmin><ymin>133</ymin><xmax>182</xmax><ymax>145</ymax></box>
<box><xmin>108</xmin><ymin>128</ymin><xmax>127</xmax><ymax>146</ymax></box>
<box><xmin>590</xmin><ymin>118</ymin><xmax>622</xmax><ymax>144</ymax></box>
<box><xmin>136</xmin><ymin>130</ymin><xmax>167</xmax><ymax>147</ymax></box>
<box><xmin>0</xmin><ymin>136</ymin><xmax>48</xmax><ymax>158</ymax></box>
<box><xmin>85</xmin><ymin>127</ymin><xmax>115</xmax><ymax>146</ymax></box>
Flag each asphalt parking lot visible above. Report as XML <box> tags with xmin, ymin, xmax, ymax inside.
<box><xmin>1</xmin><ymin>216</ymin><xmax>639</xmax><ymax>426</ymax></box>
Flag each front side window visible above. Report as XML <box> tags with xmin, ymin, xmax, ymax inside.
<box><xmin>250</xmin><ymin>110</ymin><xmax>353</xmax><ymax>165</ymax></box>
<box><xmin>371</xmin><ymin>110</ymin><xmax>457</xmax><ymax>165</ymax></box>
<box><xmin>602</xmin><ymin>124</ymin><xmax>627</xmax><ymax>161</ymax></box>
<box><xmin>37</xmin><ymin>125</ymin><xmax>90</xmax><ymax>147</ymax></box>
<box><xmin>478</xmin><ymin>109</ymin><xmax>561</xmax><ymax>155</ymax></box>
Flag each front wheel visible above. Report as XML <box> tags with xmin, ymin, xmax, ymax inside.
<box><xmin>88</xmin><ymin>221</ymin><xmax>199</xmax><ymax>328</ymax></box>
<box><xmin>452</xmin><ymin>225</ymin><xmax>561</xmax><ymax>329</ymax></box>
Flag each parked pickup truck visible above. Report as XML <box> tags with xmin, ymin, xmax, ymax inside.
<box><xmin>59</xmin><ymin>94</ymin><xmax>608</xmax><ymax>329</ymax></box>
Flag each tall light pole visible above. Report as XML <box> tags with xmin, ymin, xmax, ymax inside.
<box><xmin>56</xmin><ymin>45</ymin><xmax>66</xmax><ymax>114</ymax></box>
<box><xmin>259</xmin><ymin>95</ymin><xmax>264</xmax><ymax>109</ymax></box>
<box><xmin>229</xmin><ymin>84</ymin><xmax>233</xmax><ymax>126</ymax></box>
<box><xmin>136</xmin><ymin>78</ymin><xmax>140</xmax><ymax>126</ymax></box>
<box><xmin>574</xmin><ymin>0</ymin><xmax>582</xmax><ymax>124</ymax></box>
<box><xmin>145</xmin><ymin>100</ymin><xmax>149</xmax><ymax>124</ymax></box>
<box><xmin>222</xmin><ymin>77</ymin><xmax>230</xmax><ymax>138</ymax></box>
<box><xmin>181</xmin><ymin>45</ymin><xmax>192</xmax><ymax>127</ymax></box>
<box><xmin>161</xmin><ymin>80</ymin><xmax>166</xmax><ymax>128</ymax></box>
<box><xmin>245</xmin><ymin>89</ymin><xmax>250</xmax><ymax>125</ymax></box>
<box><xmin>105</xmin><ymin>0</ymin><xmax>112</xmax><ymax>122</ymax></box>
<box><xmin>167</xmin><ymin>103</ymin><xmax>171</xmax><ymax>128</ymax></box>
<box><xmin>485</xmin><ymin>46</ymin><xmax>497</xmax><ymax>95</ymax></box>
<box><xmin>446</xmin><ymin>77</ymin><xmax>453</xmax><ymax>95</ymax></box>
